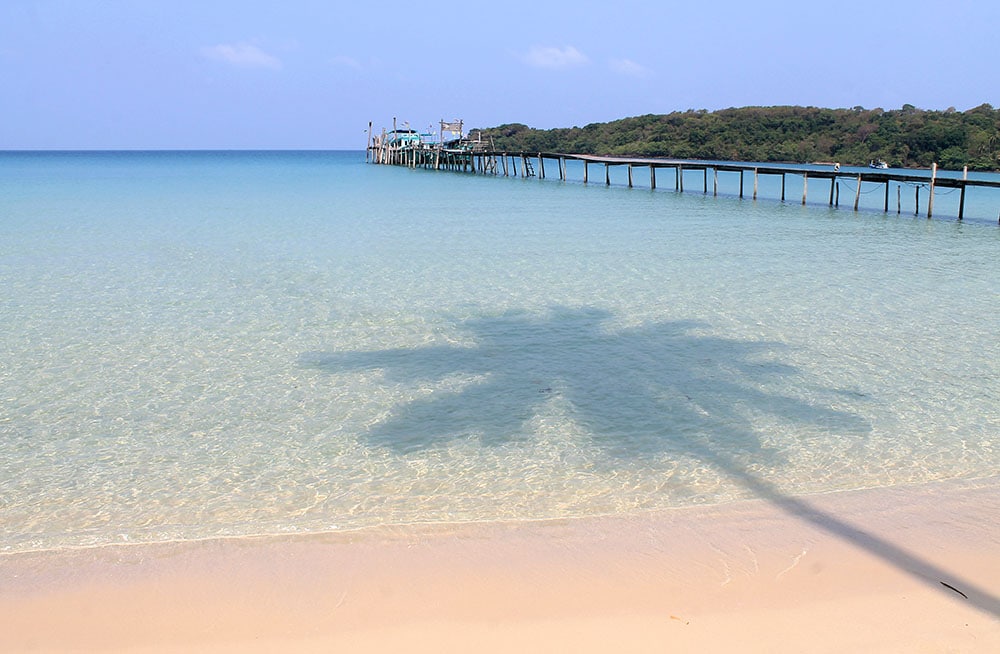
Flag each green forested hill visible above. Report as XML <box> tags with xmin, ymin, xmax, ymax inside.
<box><xmin>477</xmin><ymin>104</ymin><xmax>1000</xmax><ymax>170</ymax></box>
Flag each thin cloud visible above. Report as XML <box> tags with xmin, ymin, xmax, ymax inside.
<box><xmin>330</xmin><ymin>55</ymin><xmax>385</xmax><ymax>73</ymax></box>
<box><xmin>331</xmin><ymin>55</ymin><xmax>363</xmax><ymax>70</ymax></box>
<box><xmin>609</xmin><ymin>58</ymin><xmax>652</xmax><ymax>78</ymax></box>
<box><xmin>521</xmin><ymin>45</ymin><xmax>588</xmax><ymax>69</ymax></box>
<box><xmin>201</xmin><ymin>43</ymin><xmax>282</xmax><ymax>70</ymax></box>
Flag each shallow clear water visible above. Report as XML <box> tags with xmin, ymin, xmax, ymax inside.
<box><xmin>1</xmin><ymin>151</ymin><xmax>998</xmax><ymax>553</ymax></box>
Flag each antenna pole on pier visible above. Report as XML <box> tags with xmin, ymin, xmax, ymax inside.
<box><xmin>366</xmin><ymin>121</ymin><xmax>372</xmax><ymax>162</ymax></box>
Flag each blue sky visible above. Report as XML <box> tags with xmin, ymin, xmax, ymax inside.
<box><xmin>2</xmin><ymin>0</ymin><xmax>998</xmax><ymax>149</ymax></box>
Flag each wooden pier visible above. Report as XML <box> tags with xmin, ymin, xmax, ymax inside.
<box><xmin>367</xmin><ymin>124</ymin><xmax>1000</xmax><ymax>222</ymax></box>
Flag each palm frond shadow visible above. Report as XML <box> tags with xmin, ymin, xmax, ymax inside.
<box><xmin>302</xmin><ymin>307</ymin><xmax>860</xmax><ymax>458</ymax></box>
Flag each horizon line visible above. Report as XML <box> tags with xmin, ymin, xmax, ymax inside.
<box><xmin>0</xmin><ymin>148</ymin><xmax>365</xmax><ymax>153</ymax></box>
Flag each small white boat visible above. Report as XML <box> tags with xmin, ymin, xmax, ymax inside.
<box><xmin>869</xmin><ymin>159</ymin><xmax>889</xmax><ymax>169</ymax></box>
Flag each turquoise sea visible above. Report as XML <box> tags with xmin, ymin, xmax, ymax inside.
<box><xmin>1</xmin><ymin>150</ymin><xmax>998</xmax><ymax>554</ymax></box>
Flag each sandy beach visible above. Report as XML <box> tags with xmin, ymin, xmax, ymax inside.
<box><xmin>2</xmin><ymin>477</ymin><xmax>998</xmax><ymax>653</ymax></box>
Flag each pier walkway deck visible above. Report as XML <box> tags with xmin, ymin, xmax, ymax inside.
<box><xmin>368</xmin><ymin>141</ymin><xmax>1000</xmax><ymax>222</ymax></box>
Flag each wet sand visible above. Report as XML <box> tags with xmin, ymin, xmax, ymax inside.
<box><xmin>2</xmin><ymin>477</ymin><xmax>998</xmax><ymax>653</ymax></box>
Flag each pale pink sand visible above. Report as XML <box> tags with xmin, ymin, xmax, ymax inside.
<box><xmin>2</xmin><ymin>477</ymin><xmax>998</xmax><ymax>653</ymax></box>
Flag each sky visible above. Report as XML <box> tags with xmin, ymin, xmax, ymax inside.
<box><xmin>2</xmin><ymin>0</ymin><xmax>998</xmax><ymax>149</ymax></box>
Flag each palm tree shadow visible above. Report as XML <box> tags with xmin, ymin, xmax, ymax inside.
<box><xmin>303</xmin><ymin>307</ymin><xmax>859</xmax><ymax>457</ymax></box>
<box><xmin>301</xmin><ymin>306</ymin><xmax>998</xmax><ymax>616</ymax></box>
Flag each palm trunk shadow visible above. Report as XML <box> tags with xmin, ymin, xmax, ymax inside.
<box><xmin>704</xmin><ymin>445</ymin><xmax>1000</xmax><ymax>617</ymax></box>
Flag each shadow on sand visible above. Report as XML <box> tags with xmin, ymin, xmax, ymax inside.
<box><xmin>302</xmin><ymin>306</ymin><xmax>998</xmax><ymax>616</ymax></box>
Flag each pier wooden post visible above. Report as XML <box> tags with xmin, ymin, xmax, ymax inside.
<box><xmin>627</xmin><ymin>164</ymin><xmax>633</xmax><ymax>188</ymax></box>
<box><xmin>802</xmin><ymin>173</ymin><xmax>808</xmax><ymax>205</ymax></box>
<box><xmin>538</xmin><ymin>154</ymin><xmax>545</xmax><ymax>179</ymax></box>
<box><xmin>713</xmin><ymin>168</ymin><xmax>718</xmax><ymax>196</ymax></box>
<box><xmin>781</xmin><ymin>173</ymin><xmax>786</xmax><ymax>201</ymax></box>
<box><xmin>560</xmin><ymin>157</ymin><xmax>566</xmax><ymax>181</ymax></box>
<box><xmin>883</xmin><ymin>180</ymin><xmax>890</xmax><ymax>212</ymax></box>
<box><xmin>678</xmin><ymin>165</ymin><xmax>684</xmax><ymax>192</ymax></box>
<box><xmin>675</xmin><ymin>166</ymin><xmax>680</xmax><ymax>191</ymax></box>
<box><xmin>501</xmin><ymin>153</ymin><xmax>508</xmax><ymax>176</ymax></box>
<box><xmin>829</xmin><ymin>177</ymin><xmax>835</xmax><ymax>206</ymax></box>
<box><xmin>650</xmin><ymin>165</ymin><xmax>656</xmax><ymax>189</ymax></box>
<box><xmin>836</xmin><ymin>182</ymin><xmax>840</xmax><ymax>206</ymax></box>
<box><xmin>753</xmin><ymin>168</ymin><xmax>758</xmax><ymax>200</ymax></box>
<box><xmin>605</xmin><ymin>164</ymin><xmax>610</xmax><ymax>186</ymax></box>
<box><xmin>927</xmin><ymin>163</ymin><xmax>937</xmax><ymax>218</ymax></box>
<box><xmin>739</xmin><ymin>170</ymin><xmax>744</xmax><ymax>198</ymax></box>
<box><xmin>958</xmin><ymin>166</ymin><xmax>968</xmax><ymax>220</ymax></box>
<box><xmin>703</xmin><ymin>168</ymin><xmax>708</xmax><ymax>193</ymax></box>
<box><xmin>897</xmin><ymin>185</ymin><xmax>901</xmax><ymax>214</ymax></box>
<box><xmin>915</xmin><ymin>185</ymin><xmax>920</xmax><ymax>216</ymax></box>
<box><xmin>853</xmin><ymin>174</ymin><xmax>862</xmax><ymax>211</ymax></box>
<box><xmin>583</xmin><ymin>161</ymin><xmax>588</xmax><ymax>184</ymax></box>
